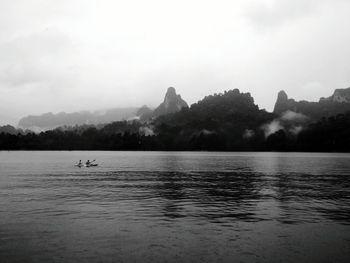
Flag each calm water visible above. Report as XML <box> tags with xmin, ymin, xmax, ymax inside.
<box><xmin>0</xmin><ymin>151</ymin><xmax>349</xmax><ymax>263</ymax></box>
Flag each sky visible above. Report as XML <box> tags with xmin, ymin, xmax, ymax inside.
<box><xmin>1</xmin><ymin>0</ymin><xmax>350</xmax><ymax>125</ymax></box>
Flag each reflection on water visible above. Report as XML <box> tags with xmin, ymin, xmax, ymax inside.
<box><xmin>0</xmin><ymin>151</ymin><xmax>349</xmax><ymax>262</ymax></box>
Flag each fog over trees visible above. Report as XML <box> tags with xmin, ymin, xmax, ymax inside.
<box><xmin>1</xmin><ymin>88</ymin><xmax>350</xmax><ymax>152</ymax></box>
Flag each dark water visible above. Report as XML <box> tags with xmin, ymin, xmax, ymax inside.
<box><xmin>0</xmin><ymin>151</ymin><xmax>349</xmax><ymax>263</ymax></box>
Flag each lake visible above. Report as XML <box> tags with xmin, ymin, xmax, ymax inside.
<box><xmin>0</xmin><ymin>151</ymin><xmax>349</xmax><ymax>262</ymax></box>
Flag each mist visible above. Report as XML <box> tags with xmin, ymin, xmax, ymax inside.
<box><xmin>262</xmin><ymin>110</ymin><xmax>309</xmax><ymax>137</ymax></box>
<box><xmin>1</xmin><ymin>0</ymin><xmax>350</xmax><ymax>125</ymax></box>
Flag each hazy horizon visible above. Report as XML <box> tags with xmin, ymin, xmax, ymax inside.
<box><xmin>1</xmin><ymin>0</ymin><xmax>350</xmax><ymax>125</ymax></box>
<box><xmin>1</xmin><ymin>84</ymin><xmax>350</xmax><ymax>126</ymax></box>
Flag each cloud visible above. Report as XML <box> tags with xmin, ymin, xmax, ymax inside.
<box><xmin>243</xmin><ymin>129</ymin><xmax>255</xmax><ymax>139</ymax></box>
<box><xmin>139</xmin><ymin>126</ymin><xmax>155</xmax><ymax>136</ymax></box>
<box><xmin>262</xmin><ymin>110</ymin><xmax>309</xmax><ymax>137</ymax></box>
<box><xmin>200</xmin><ymin>129</ymin><xmax>215</xmax><ymax>135</ymax></box>
<box><xmin>246</xmin><ymin>0</ymin><xmax>340</xmax><ymax>30</ymax></box>
<box><xmin>0</xmin><ymin>27</ymin><xmax>79</xmax><ymax>89</ymax></box>
<box><xmin>280</xmin><ymin>110</ymin><xmax>308</xmax><ymax>121</ymax></box>
<box><xmin>0</xmin><ymin>0</ymin><xmax>350</xmax><ymax>126</ymax></box>
<box><xmin>262</xmin><ymin>120</ymin><xmax>284</xmax><ymax>137</ymax></box>
<box><xmin>290</xmin><ymin>126</ymin><xmax>303</xmax><ymax>135</ymax></box>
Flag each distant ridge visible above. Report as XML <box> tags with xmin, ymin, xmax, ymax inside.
<box><xmin>2</xmin><ymin>87</ymin><xmax>350</xmax><ymax>151</ymax></box>
<box><xmin>273</xmin><ymin>87</ymin><xmax>350</xmax><ymax>120</ymax></box>
<box><xmin>320</xmin><ymin>87</ymin><xmax>350</xmax><ymax>103</ymax></box>
<box><xmin>17</xmin><ymin>87</ymin><xmax>188</xmax><ymax>130</ymax></box>
<box><xmin>18</xmin><ymin>108</ymin><xmax>139</xmax><ymax>131</ymax></box>
<box><xmin>136</xmin><ymin>105</ymin><xmax>154</xmax><ymax>121</ymax></box>
<box><xmin>16</xmin><ymin>86</ymin><xmax>350</xmax><ymax>132</ymax></box>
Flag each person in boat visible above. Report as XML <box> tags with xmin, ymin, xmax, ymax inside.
<box><xmin>86</xmin><ymin>160</ymin><xmax>91</xmax><ymax>166</ymax></box>
<box><xmin>78</xmin><ymin>160</ymin><xmax>82</xmax><ymax>166</ymax></box>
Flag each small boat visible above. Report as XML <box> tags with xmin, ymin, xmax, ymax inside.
<box><xmin>75</xmin><ymin>159</ymin><xmax>98</xmax><ymax>168</ymax></box>
<box><xmin>85</xmin><ymin>163</ymin><xmax>98</xmax><ymax>167</ymax></box>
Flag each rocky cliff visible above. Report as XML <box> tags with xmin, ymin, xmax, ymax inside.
<box><xmin>273</xmin><ymin>87</ymin><xmax>350</xmax><ymax>120</ymax></box>
<box><xmin>320</xmin><ymin>87</ymin><xmax>350</xmax><ymax>103</ymax></box>
<box><xmin>153</xmin><ymin>87</ymin><xmax>188</xmax><ymax>117</ymax></box>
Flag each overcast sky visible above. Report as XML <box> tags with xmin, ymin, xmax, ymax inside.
<box><xmin>1</xmin><ymin>0</ymin><xmax>350</xmax><ymax>125</ymax></box>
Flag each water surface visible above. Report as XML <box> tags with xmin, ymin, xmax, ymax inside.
<box><xmin>0</xmin><ymin>151</ymin><xmax>349</xmax><ymax>262</ymax></box>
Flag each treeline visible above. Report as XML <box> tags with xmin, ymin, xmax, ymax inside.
<box><xmin>1</xmin><ymin>89</ymin><xmax>350</xmax><ymax>152</ymax></box>
<box><xmin>0</xmin><ymin>121</ymin><xmax>152</xmax><ymax>150</ymax></box>
<box><xmin>1</xmin><ymin>112</ymin><xmax>349</xmax><ymax>152</ymax></box>
<box><xmin>295</xmin><ymin>113</ymin><xmax>350</xmax><ymax>152</ymax></box>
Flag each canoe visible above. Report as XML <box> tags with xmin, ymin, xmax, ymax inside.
<box><xmin>85</xmin><ymin>163</ymin><xmax>98</xmax><ymax>167</ymax></box>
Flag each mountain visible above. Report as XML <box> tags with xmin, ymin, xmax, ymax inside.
<box><xmin>136</xmin><ymin>105</ymin><xmax>154</xmax><ymax>122</ymax></box>
<box><xmin>153</xmin><ymin>87</ymin><xmax>188</xmax><ymax>117</ymax></box>
<box><xmin>154</xmin><ymin>89</ymin><xmax>275</xmax><ymax>150</ymax></box>
<box><xmin>18</xmin><ymin>107</ymin><xmax>139</xmax><ymax>131</ymax></box>
<box><xmin>273</xmin><ymin>88</ymin><xmax>350</xmax><ymax>120</ymax></box>
<box><xmin>320</xmin><ymin>87</ymin><xmax>350</xmax><ymax>103</ymax></box>
<box><xmin>3</xmin><ymin>88</ymin><xmax>350</xmax><ymax>151</ymax></box>
<box><xmin>17</xmin><ymin>87</ymin><xmax>187</xmax><ymax>130</ymax></box>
